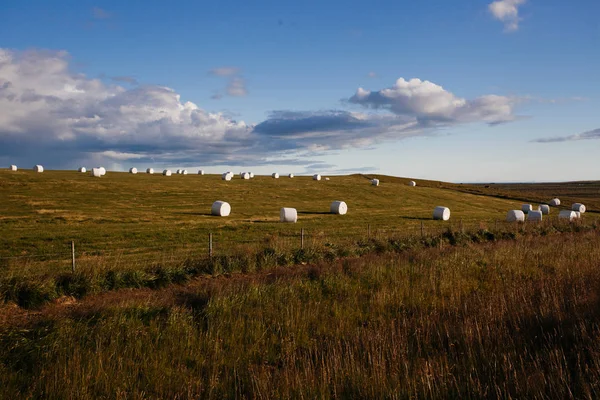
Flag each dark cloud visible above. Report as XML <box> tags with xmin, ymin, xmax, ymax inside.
<box><xmin>533</xmin><ymin>128</ymin><xmax>600</xmax><ymax>143</ymax></box>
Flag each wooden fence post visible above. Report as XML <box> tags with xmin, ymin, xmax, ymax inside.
<box><xmin>209</xmin><ymin>233</ymin><xmax>213</xmax><ymax>257</ymax></box>
<box><xmin>71</xmin><ymin>241</ymin><xmax>75</xmax><ymax>273</ymax></box>
<box><xmin>301</xmin><ymin>228</ymin><xmax>304</xmax><ymax>249</ymax></box>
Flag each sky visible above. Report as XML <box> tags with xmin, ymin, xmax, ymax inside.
<box><xmin>0</xmin><ymin>0</ymin><xmax>598</xmax><ymax>182</ymax></box>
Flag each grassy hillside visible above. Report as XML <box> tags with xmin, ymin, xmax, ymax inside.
<box><xmin>0</xmin><ymin>170</ymin><xmax>533</xmax><ymax>257</ymax></box>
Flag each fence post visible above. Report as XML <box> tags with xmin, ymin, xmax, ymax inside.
<box><xmin>301</xmin><ymin>228</ymin><xmax>304</xmax><ymax>249</ymax></box>
<box><xmin>209</xmin><ymin>233</ymin><xmax>213</xmax><ymax>257</ymax></box>
<box><xmin>421</xmin><ymin>221</ymin><xmax>424</xmax><ymax>238</ymax></box>
<box><xmin>71</xmin><ymin>241</ymin><xmax>75</xmax><ymax>273</ymax></box>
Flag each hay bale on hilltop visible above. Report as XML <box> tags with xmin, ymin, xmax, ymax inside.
<box><xmin>33</xmin><ymin>165</ymin><xmax>44</xmax><ymax>173</ymax></box>
<box><xmin>10</xmin><ymin>165</ymin><xmax>17</xmax><ymax>171</ymax></box>
<box><xmin>241</xmin><ymin>172</ymin><xmax>250</xmax><ymax>180</ymax></box>
<box><xmin>433</xmin><ymin>206</ymin><xmax>450</xmax><ymax>221</ymax></box>
<box><xmin>78</xmin><ymin>167</ymin><xmax>86</xmax><ymax>173</ymax></box>
<box><xmin>506</xmin><ymin>210</ymin><xmax>525</xmax><ymax>222</ymax></box>
<box><xmin>91</xmin><ymin>168</ymin><xmax>103</xmax><ymax>177</ymax></box>
<box><xmin>163</xmin><ymin>169</ymin><xmax>172</xmax><ymax>176</ymax></box>
<box><xmin>280</xmin><ymin>208</ymin><xmax>298</xmax><ymax>223</ymax></box>
<box><xmin>409</xmin><ymin>181</ymin><xmax>416</xmax><ymax>187</ymax></box>
<box><xmin>330</xmin><ymin>201</ymin><xmax>348</xmax><ymax>215</ymax></box>
<box><xmin>289</xmin><ymin>173</ymin><xmax>294</xmax><ymax>178</ymax></box>
<box><xmin>371</xmin><ymin>179</ymin><xmax>380</xmax><ymax>186</ymax></box>
<box><xmin>212</xmin><ymin>201</ymin><xmax>231</xmax><ymax>217</ymax></box>
<box><xmin>129</xmin><ymin>167</ymin><xmax>138</xmax><ymax>174</ymax></box>
<box><xmin>313</xmin><ymin>174</ymin><xmax>321</xmax><ymax>181</ymax></box>
<box><xmin>272</xmin><ymin>173</ymin><xmax>279</xmax><ymax>179</ymax></box>
<box><xmin>198</xmin><ymin>170</ymin><xmax>205</xmax><ymax>175</ymax></box>
<box><xmin>146</xmin><ymin>168</ymin><xmax>154</xmax><ymax>174</ymax></box>
<box><xmin>222</xmin><ymin>173</ymin><xmax>232</xmax><ymax>181</ymax></box>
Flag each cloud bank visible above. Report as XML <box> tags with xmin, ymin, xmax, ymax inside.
<box><xmin>0</xmin><ymin>48</ymin><xmax>519</xmax><ymax>169</ymax></box>
<box><xmin>488</xmin><ymin>0</ymin><xmax>526</xmax><ymax>32</ymax></box>
<box><xmin>533</xmin><ymin>128</ymin><xmax>600</xmax><ymax>143</ymax></box>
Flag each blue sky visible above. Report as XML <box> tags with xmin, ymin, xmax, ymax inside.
<box><xmin>1</xmin><ymin>0</ymin><xmax>598</xmax><ymax>181</ymax></box>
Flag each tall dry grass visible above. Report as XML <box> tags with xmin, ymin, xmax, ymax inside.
<box><xmin>2</xmin><ymin>230</ymin><xmax>600</xmax><ymax>398</ymax></box>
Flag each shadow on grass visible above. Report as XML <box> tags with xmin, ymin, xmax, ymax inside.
<box><xmin>399</xmin><ymin>216</ymin><xmax>430</xmax><ymax>221</ymax></box>
<box><xmin>172</xmin><ymin>212</ymin><xmax>213</xmax><ymax>216</ymax></box>
<box><xmin>298</xmin><ymin>211</ymin><xmax>332</xmax><ymax>215</ymax></box>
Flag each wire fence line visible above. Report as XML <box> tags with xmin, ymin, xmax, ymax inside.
<box><xmin>1</xmin><ymin>217</ymin><xmax>597</xmax><ymax>276</ymax></box>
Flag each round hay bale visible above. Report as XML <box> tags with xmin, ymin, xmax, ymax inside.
<box><xmin>527</xmin><ymin>210</ymin><xmax>543</xmax><ymax>222</ymax></box>
<box><xmin>182</xmin><ymin>170</ymin><xmax>188</xmax><ymax>175</ymax></box>
<box><xmin>249</xmin><ymin>172</ymin><xmax>254</xmax><ymax>178</ymax></box>
<box><xmin>98</xmin><ymin>167</ymin><xmax>106</xmax><ymax>176</ymax></box>
<box><xmin>272</xmin><ymin>173</ymin><xmax>279</xmax><ymax>179</ymax></box>
<box><xmin>280</xmin><ymin>207</ymin><xmax>298</xmax><ymax>223</ymax></box>
<box><xmin>330</xmin><ymin>201</ymin><xmax>348</xmax><ymax>215</ymax></box>
<box><xmin>506</xmin><ymin>210</ymin><xmax>525</xmax><ymax>222</ymax></box>
<box><xmin>408</xmin><ymin>181</ymin><xmax>416</xmax><ymax>187</ymax></box>
<box><xmin>241</xmin><ymin>172</ymin><xmax>250</xmax><ymax>180</ymax></box>
<box><xmin>325</xmin><ymin>177</ymin><xmax>330</xmax><ymax>181</ymax></box>
<box><xmin>129</xmin><ymin>167</ymin><xmax>138</xmax><ymax>174</ymax></box>
<box><xmin>548</xmin><ymin>198</ymin><xmax>561</xmax><ymax>206</ymax></box>
<box><xmin>146</xmin><ymin>168</ymin><xmax>154</xmax><ymax>174</ymax></box>
<box><xmin>572</xmin><ymin>203</ymin><xmax>586</xmax><ymax>213</ymax></box>
<box><xmin>521</xmin><ymin>204</ymin><xmax>533</xmax><ymax>214</ymax></box>
<box><xmin>163</xmin><ymin>169</ymin><xmax>172</xmax><ymax>176</ymax></box>
<box><xmin>575</xmin><ymin>211</ymin><xmax>581</xmax><ymax>219</ymax></box>
<box><xmin>433</xmin><ymin>206</ymin><xmax>450</xmax><ymax>221</ymax></box>
<box><xmin>313</xmin><ymin>174</ymin><xmax>321</xmax><ymax>181</ymax></box>
<box><xmin>538</xmin><ymin>204</ymin><xmax>550</xmax><ymax>215</ymax></box>
<box><xmin>33</xmin><ymin>165</ymin><xmax>44</xmax><ymax>173</ymax></box>
<box><xmin>222</xmin><ymin>173</ymin><xmax>232</xmax><ymax>181</ymax></box>
<box><xmin>198</xmin><ymin>170</ymin><xmax>205</xmax><ymax>175</ymax></box>
<box><xmin>10</xmin><ymin>165</ymin><xmax>17</xmax><ymax>171</ymax></box>
<box><xmin>289</xmin><ymin>173</ymin><xmax>294</xmax><ymax>178</ymax></box>
<box><xmin>371</xmin><ymin>179</ymin><xmax>380</xmax><ymax>186</ymax></box>
<box><xmin>559</xmin><ymin>210</ymin><xmax>577</xmax><ymax>221</ymax></box>
<box><xmin>91</xmin><ymin>168</ymin><xmax>103</xmax><ymax>177</ymax></box>
<box><xmin>78</xmin><ymin>167</ymin><xmax>86</xmax><ymax>173</ymax></box>
<box><xmin>212</xmin><ymin>201</ymin><xmax>231</xmax><ymax>217</ymax></box>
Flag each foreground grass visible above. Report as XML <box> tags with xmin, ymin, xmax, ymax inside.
<box><xmin>2</xmin><ymin>229</ymin><xmax>600</xmax><ymax>398</ymax></box>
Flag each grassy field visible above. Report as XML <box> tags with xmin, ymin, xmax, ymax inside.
<box><xmin>2</xmin><ymin>170</ymin><xmax>587</xmax><ymax>260</ymax></box>
<box><xmin>2</xmin><ymin>228</ymin><xmax>600</xmax><ymax>398</ymax></box>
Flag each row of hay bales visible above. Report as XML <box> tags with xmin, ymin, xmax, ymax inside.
<box><xmin>210</xmin><ymin>200</ymin><xmax>348</xmax><ymax>221</ymax></box>
<box><xmin>371</xmin><ymin>178</ymin><xmax>416</xmax><ymax>187</ymax></box>
<box><xmin>505</xmin><ymin>199</ymin><xmax>586</xmax><ymax>222</ymax></box>
<box><xmin>8</xmin><ymin>165</ymin><xmax>44</xmax><ymax>172</ymax></box>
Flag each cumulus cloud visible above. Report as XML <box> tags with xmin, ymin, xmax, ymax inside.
<box><xmin>488</xmin><ymin>0</ymin><xmax>526</xmax><ymax>32</ymax></box>
<box><xmin>0</xmin><ymin>48</ymin><xmax>260</xmax><ymax>167</ymax></box>
<box><xmin>533</xmin><ymin>128</ymin><xmax>600</xmax><ymax>143</ymax></box>
<box><xmin>348</xmin><ymin>78</ymin><xmax>517</xmax><ymax>125</ymax></box>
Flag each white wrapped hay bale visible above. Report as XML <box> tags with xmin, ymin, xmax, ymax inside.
<box><xmin>78</xmin><ymin>167</ymin><xmax>86</xmax><ymax>173</ymax></box>
<box><xmin>313</xmin><ymin>174</ymin><xmax>321</xmax><ymax>181</ymax></box>
<box><xmin>182</xmin><ymin>170</ymin><xmax>188</xmax><ymax>175</ymax></box>
<box><xmin>572</xmin><ymin>203</ymin><xmax>586</xmax><ymax>213</ymax></box>
<box><xmin>538</xmin><ymin>205</ymin><xmax>550</xmax><ymax>215</ymax></box>
<box><xmin>289</xmin><ymin>173</ymin><xmax>294</xmax><ymax>178</ymax></box>
<box><xmin>249</xmin><ymin>172</ymin><xmax>254</xmax><ymax>178</ymax></box>
<box><xmin>575</xmin><ymin>211</ymin><xmax>581</xmax><ymax>219</ymax></box>
<box><xmin>559</xmin><ymin>210</ymin><xmax>577</xmax><ymax>221</ymax></box>
<box><xmin>222</xmin><ymin>173</ymin><xmax>232</xmax><ymax>181</ymax></box>
<box><xmin>280</xmin><ymin>207</ymin><xmax>298</xmax><ymax>223</ymax></box>
<box><xmin>176</xmin><ymin>169</ymin><xmax>182</xmax><ymax>174</ymax></box>
<box><xmin>163</xmin><ymin>169</ymin><xmax>172</xmax><ymax>176</ymax></box>
<box><xmin>521</xmin><ymin>204</ymin><xmax>533</xmax><ymax>214</ymax></box>
<box><xmin>91</xmin><ymin>168</ymin><xmax>102</xmax><ymax>177</ymax></box>
<box><xmin>98</xmin><ymin>167</ymin><xmax>106</xmax><ymax>176</ymax></box>
<box><xmin>408</xmin><ymin>181</ymin><xmax>416</xmax><ymax>187</ymax></box>
<box><xmin>146</xmin><ymin>168</ymin><xmax>154</xmax><ymax>174</ymax></box>
<box><xmin>211</xmin><ymin>201</ymin><xmax>231</xmax><ymax>217</ymax></box>
<box><xmin>272</xmin><ymin>173</ymin><xmax>279</xmax><ymax>179</ymax></box>
<box><xmin>433</xmin><ymin>206</ymin><xmax>450</xmax><ymax>221</ymax></box>
<box><xmin>549</xmin><ymin>198</ymin><xmax>560</xmax><ymax>206</ymax></box>
<box><xmin>10</xmin><ymin>165</ymin><xmax>17</xmax><ymax>171</ymax></box>
<box><xmin>506</xmin><ymin>210</ymin><xmax>525</xmax><ymax>222</ymax></box>
<box><xmin>129</xmin><ymin>167</ymin><xmax>138</xmax><ymax>174</ymax></box>
<box><xmin>198</xmin><ymin>170</ymin><xmax>205</xmax><ymax>175</ymax></box>
<box><xmin>330</xmin><ymin>201</ymin><xmax>348</xmax><ymax>215</ymax></box>
<box><xmin>241</xmin><ymin>172</ymin><xmax>250</xmax><ymax>180</ymax></box>
<box><xmin>33</xmin><ymin>165</ymin><xmax>44</xmax><ymax>173</ymax></box>
<box><xmin>325</xmin><ymin>177</ymin><xmax>330</xmax><ymax>181</ymax></box>
<box><xmin>371</xmin><ymin>179</ymin><xmax>380</xmax><ymax>186</ymax></box>
<box><xmin>527</xmin><ymin>210</ymin><xmax>543</xmax><ymax>222</ymax></box>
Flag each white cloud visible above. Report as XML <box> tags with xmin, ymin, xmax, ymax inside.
<box><xmin>209</xmin><ymin>66</ymin><xmax>247</xmax><ymax>98</ymax></box>
<box><xmin>533</xmin><ymin>128</ymin><xmax>600</xmax><ymax>143</ymax></box>
<box><xmin>488</xmin><ymin>0</ymin><xmax>526</xmax><ymax>32</ymax></box>
<box><xmin>0</xmin><ymin>49</ymin><xmax>256</xmax><ymax>166</ymax></box>
<box><xmin>349</xmin><ymin>78</ymin><xmax>517</xmax><ymax>125</ymax></box>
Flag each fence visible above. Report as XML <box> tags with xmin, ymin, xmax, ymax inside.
<box><xmin>1</xmin><ymin>216</ymin><xmax>597</xmax><ymax>279</ymax></box>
